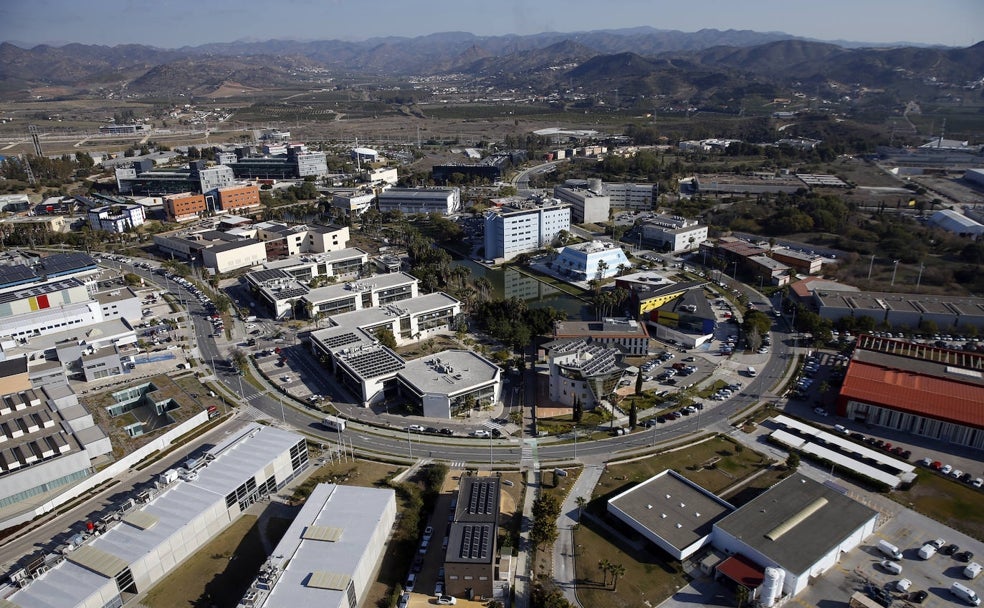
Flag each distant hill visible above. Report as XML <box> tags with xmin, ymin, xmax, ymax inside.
<box><xmin>0</xmin><ymin>29</ymin><xmax>981</xmax><ymax>102</ymax></box>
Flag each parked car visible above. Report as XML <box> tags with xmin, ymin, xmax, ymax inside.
<box><xmin>471</xmin><ymin>429</ymin><xmax>491</xmax><ymax>438</ymax></box>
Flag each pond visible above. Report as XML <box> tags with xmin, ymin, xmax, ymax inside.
<box><xmin>450</xmin><ymin>256</ymin><xmax>592</xmax><ymax>321</ymax></box>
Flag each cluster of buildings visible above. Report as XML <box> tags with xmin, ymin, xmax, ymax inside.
<box><xmin>700</xmin><ymin>237</ymin><xmax>825</xmax><ymax>287</ymax></box>
<box><xmin>115</xmin><ymin>145</ymin><xmax>328</xmax><ymax>198</ymax></box>
<box><xmin>609</xmin><ymin>471</ymin><xmax>878</xmax><ymax>606</ymax></box>
<box><xmin>154</xmin><ymin>219</ymin><xmax>352</xmax><ymax>275</ymax></box>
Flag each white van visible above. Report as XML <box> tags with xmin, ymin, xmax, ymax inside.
<box><xmin>965</xmin><ymin>562</ymin><xmax>983</xmax><ymax>580</ymax></box>
<box><xmin>918</xmin><ymin>543</ymin><xmax>938</xmax><ymax>559</ymax></box>
<box><xmin>745</xmin><ymin>366</ymin><xmax>757</xmax><ymax>377</ymax></box>
<box><xmin>877</xmin><ymin>540</ymin><xmax>903</xmax><ymax>560</ymax></box>
<box><xmin>879</xmin><ymin>560</ymin><xmax>903</xmax><ymax>575</ymax></box>
<box><xmin>951</xmin><ymin>582</ymin><xmax>982</xmax><ymax>606</ymax></box>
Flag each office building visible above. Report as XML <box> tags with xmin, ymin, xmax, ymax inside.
<box><xmin>639</xmin><ymin>215</ymin><xmax>708</xmax><ymax>253</ymax></box>
<box><xmin>606</xmin><ymin>183</ymin><xmax>655</xmax><ymax>211</ymax></box>
<box><xmin>543</xmin><ymin>339</ymin><xmax>628</xmax><ymax>410</ymax></box>
<box><xmin>87</xmin><ymin>205</ymin><xmax>145</xmax><ymax>233</ymax></box>
<box><xmin>216</xmin><ymin>184</ymin><xmax>261</xmax><ymax>214</ymax></box>
<box><xmin>162</xmin><ymin>193</ymin><xmax>207</xmax><ymax>223</ymax></box>
<box><xmin>551</xmin><ymin>317</ymin><xmax>650</xmax><ymax>356</ymax></box>
<box><xmin>552</xmin><ymin>241</ymin><xmax>631</xmax><ymax>282</ymax></box>
<box><xmin>227</xmin><ymin>147</ymin><xmax>328</xmax><ymax>179</ymax></box>
<box><xmin>444</xmin><ymin>476</ymin><xmax>500</xmax><ymax>599</ymax></box>
<box><xmin>553</xmin><ymin>185</ymin><xmax>610</xmax><ymax>224</ymax></box>
<box><xmin>483</xmin><ymin>198</ymin><xmax>570</xmax><ymax>261</ymax></box>
<box><xmin>377</xmin><ymin>188</ymin><xmax>461</xmax><ymax>216</ymax></box>
<box><xmin>115</xmin><ymin>161</ymin><xmax>236</xmax><ymax>196</ymax></box>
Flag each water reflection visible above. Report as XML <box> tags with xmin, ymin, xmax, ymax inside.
<box><xmin>451</xmin><ymin>257</ymin><xmax>591</xmax><ymax>320</ymax></box>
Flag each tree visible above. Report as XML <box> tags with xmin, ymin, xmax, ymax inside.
<box><xmin>598</xmin><ymin>558</ymin><xmax>612</xmax><ymax>586</ymax></box>
<box><xmin>736</xmin><ymin>584</ymin><xmax>750</xmax><ymax>608</ymax></box>
<box><xmin>635</xmin><ymin>370</ymin><xmax>643</xmax><ymax>395</ymax></box>
<box><xmin>609</xmin><ymin>563</ymin><xmax>626</xmax><ymax>591</ymax></box>
<box><xmin>376</xmin><ymin>328</ymin><xmax>397</xmax><ymax>349</ymax></box>
<box><xmin>785</xmin><ymin>452</ymin><xmax>800</xmax><ymax>470</ymax></box>
<box><xmin>575</xmin><ymin>496</ymin><xmax>587</xmax><ymax>523</ymax></box>
<box><xmin>530</xmin><ymin>494</ymin><xmax>561</xmax><ymax>550</ymax></box>
<box><xmin>229</xmin><ymin>347</ymin><xmax>249</xmax><ymax>374</ymax></box>
<box><xmin>572</xmin><ymin>395</ymin><xmax>583</xmax><ymax>423</ymax></box>
<box><xmin>629</xmin><ymin>402</ymin><xmax>637</xmax><ymax>429</ymax></box>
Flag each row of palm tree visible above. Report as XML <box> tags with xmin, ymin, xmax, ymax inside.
<box><xmin>597</xmin><ymin>558</ymin><xmax>627</xmax><ymax>591</ymax></box>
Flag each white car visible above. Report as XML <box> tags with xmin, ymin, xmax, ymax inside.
<box><xmin>896</xmin><ymin>578</ymin><xmax>912</xmax><ymax>592</ymax></box>
<box><xmin>471</xmin><ymin>429</ymin><xmax>491</xmax><ymax>438</ymax></box>
<box><xmin>436</xmin><ymin>596</ymin><xmax>457</xmax><ymax>606</ymax></box>
<box><xmin>941</xmin><ymin>464</ymin><xmax>953</xmax><ymax>475</ymax></box>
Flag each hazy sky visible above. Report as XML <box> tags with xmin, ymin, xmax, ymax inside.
<box><xmin>2</xmin><ymin>0</ymin><xmax>982</xmax><ymax>48</ymax></box>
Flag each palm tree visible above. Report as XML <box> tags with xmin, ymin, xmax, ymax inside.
<box><xmin>575</xmin><ymin>496</ymin><xmax>587</xmax><ymax>523</ymax></box>
<box><xmin>609</xmin><ymin>563</ymin><xmax>626</xmax><ymax>591</ymax></box>
<box><xmin>598</xmin><ymin>558</ymin><xmax>612</xmax><ymax>586</ymax></box>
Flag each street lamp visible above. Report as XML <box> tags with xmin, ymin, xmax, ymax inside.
<box><xmin>891</xmin><ymin>260</ymin><xmax>900</xmax><ymax>286</ymax></box>
<box><xmin>406</xmin><ymin>427</ymin><xmax>413</xmax><ymax>460</ymax></box>
<box><xmin>573</xmin><ymin>426</ymin><xmax>577</xmax><ymax>461</ymax></box>
<box><xmin>278</xmin><ymin>392</ymin><xmax>286</xmax><ymax>423</ymax></box>
<box><xmin>489</xmin><ymin>432</ymin><xmax>493</xmax><ymax>469</ymax></box>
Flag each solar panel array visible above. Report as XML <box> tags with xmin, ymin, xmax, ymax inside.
<box><xmin>467</xmin><ymin>479</ymin><xmax>498</xmax><ymax>515</ymax></box>
<box><xmin>277</xmin><ymin>287</ymin><xmax>309</xmax><ymax>300</ymax></box>
<box><xmin>342</xmin><ymin>346</ymin><xmax>405</xmax><ymax>378</ymax></box>
<box><xmin>39</xmin><ymin>252</ymin><xmax>96</xmax><ymax>276</ymax></box>
<box><xmin>0</xmin><ymin>265</ymin><xmax>36</xmax><ymax>287</ymax></box>
<box><xmin>322</xmin><ymin>332</ymin><xmax>364</xmax><ymax>349</ymax></box>
<box><xmin>458</xmin><ymin>524</ymin><xmax>491</xmax><ymax>560</ymax></box>
<box><xmin>580</xmin><ymin>346</ymin><xmax>618</xmax><ymax>376</ymax></box>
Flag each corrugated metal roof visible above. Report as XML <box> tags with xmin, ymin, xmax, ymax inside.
<box><xmin>123</xmin><ymin>510</ymin><xmax>159</xmax><ymax>530</ymax></box>
<box><xmin>302</xmin><ymin>525</ymin><xmax>343</xmax><ymax>542</ymax></box>
<box><xmin>67</xmin><ymin>545</ymin><xmax>129</xmax><ymax>578</ymax></box>
<box><xmin>306</xmin><ymin>571</ymin><xmax>350</xmax><ymax>590</ymax></box>
<box><xmin>840</xmin><ymin>360</ymin><xmax>984</xmax><ymax>428</ymax></box>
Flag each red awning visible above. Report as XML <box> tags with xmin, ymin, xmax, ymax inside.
<box><xmin>717</xmin><ymin>554</ymin><xmax>765</xmax><ymax>588</ymax></box>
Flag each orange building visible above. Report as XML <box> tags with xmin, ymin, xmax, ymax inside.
<box><xmin>163</xmin><ymin>192</ymin><xmax>206</xmax><ymax>222</ymax></box>
<box><xmin>217</xmin><ymin>184</ymin><xmax>261</xmax><ymax>213</ymax></box>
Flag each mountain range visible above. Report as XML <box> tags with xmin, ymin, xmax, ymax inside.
<box><xmin>1</xmin><ymin>27</ymin><xmax>982</xmax><ymax>102</ymax></box>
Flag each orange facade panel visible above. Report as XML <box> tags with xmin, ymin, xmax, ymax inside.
<box><xmin>218</xmin><ymin>185</ymin><xmax>261</xmax><ymax>211</ymax></box>
<box><xmin>164</xmin><ymin>193</ymin><xmax>206</xmax><ymax>221</ymax></box>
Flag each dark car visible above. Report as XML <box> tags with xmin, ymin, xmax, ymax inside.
<box><xmin>942</xmin><ymin>543</ymin><xmax>960</xmax><ymax>556</ymax></box>
<box><xmin>425</xmin><ymin>427</ymin><xmax>439</xmax><ymax>434</ymax></box>
<box><xmin>850</xmin><ymin>432</ymin><xmax>866</xmax><ymax>441</ymax></box>
<box><xmin>656</xmin><ymin>416</ymin><xmax>667</xmax><ymax>423</ymax></box>
<box><xmin>956</xmin><ymin>551</ymin><xmax>974</xmax><ymax>563</ymax></box>
<box><xmin>439</xmin><ymin>428</ymin><xmax>454</xmax><ymax>436</ymax></box>
<box><xmin>491</xmin><ymin>428</ymin><xmax>502</xmax><ymax>438</ymax></box>
<box><xmin>909</xmin><ymin>590</ymin><xmax>928</xmax><ymax>604</ymax></box>
<box><xmin>900</xmin><ymin>450</ymin><xmax>911</xmax><ymax>460</ymax></box>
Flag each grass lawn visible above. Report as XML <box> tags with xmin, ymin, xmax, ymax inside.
<box><xmin>593</xmin><ymin>435</ymin><xmax>774</xmax><ymax>501</ymax></box>
<box><xmin>573</xmin><ymin>521</ymin><xmax>685</xmax><ymax>608</ymax></box>
<box><xmin>892</xmin><ymin>470</ymin><xmax>984</xmax><ymax>541</ymax></box>
<box><xmin>142</xmin><ymin>515</ymin><xmax>292</xmax><ymax>608</ymax></box>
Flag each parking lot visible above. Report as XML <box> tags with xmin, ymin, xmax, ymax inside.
<box><xmin>795</xmin><ymin>500</ymin><xmax>983</xmax><ymax>607</ymax></box>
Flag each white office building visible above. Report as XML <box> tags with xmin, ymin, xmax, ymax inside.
<box><xmin>553</xmin><ymin>185</ymin><xmax>610</xmax><ymax>224</ymax></box>
<box><xmin>553</xmin><ymin>241</ymin><xmax>631</xmax><ymax>282</ymax></box>
<box><xmin>484</xmin><ymin>199</ymin><xmax>571</xmax><ymax>261</ymax></box>
<box><xmin>377</xmin><ymin>187</ymin><xmax>461</xmax><ymax>215</ymax></box>
<box><xmin>639</xmin><ymin>215</ymin><xmax>708</xmax><ymax>253</ymax></box>
<box><xmin>607</xmin><ymin>183</ymin><xmax>656</xmax><ymax>211</ymax></box>
<box><xmin>87</xmin><ymin>205</ymin><xmax>146</xmax><ymax>233</ymax></box>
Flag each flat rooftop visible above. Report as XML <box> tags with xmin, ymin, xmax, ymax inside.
<box><xmin>329</xmin><ymin>292</ymin><xmax>459</xmax><ymax>330</ymax></box>
<box><xmin>554</xmin><ymin>317</ymin><xmax>648</xmax><ymax>338</ymax></box>
<box><xmin>261</xmin><ymin>484</ymin><xmax>395</xmax><ymax>607</ymax></box>
<box><xmin>714</xmin><ymin>473</ymin><xmax>876</xmax><ymax>575</ymax></box>
<box><xmin>303</xmin><ymin>272</ymin><xmax>415</xmax><ymax>303</ymax></box>
<box><xmin>814</xmin><ymin>289</ymin><xmax>984</xmax><ymax>317</ymax></box>
<box><xmin>609</xmin><ymin>470</ymin><xmax>734</xmax><ymax>552</ymax></box>
<box><xmin>399</xmin><ymin>350</ymin><xmax>500</xmax><ymax>394</ymax></box>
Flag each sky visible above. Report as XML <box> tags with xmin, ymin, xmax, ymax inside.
<box><xmin>1</xmin><ymin>0</ymin><xmax>982</xmax><ymax>48</ymax></box>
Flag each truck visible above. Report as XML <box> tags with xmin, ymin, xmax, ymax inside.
<box><xmin>918</xmin><ymin>543</ymin><xmax>937</xmax><ymax>559</ymax></box>
<box><xmin>322</xmin><ymin>415</ymin><xmax>346</xmax><ymax>432</ymax></box>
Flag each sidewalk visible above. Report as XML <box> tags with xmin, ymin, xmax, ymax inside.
<box><xmin>552</xmin><ymin>465</ymin><xmax>605</xmax><ymax>608</ymax></box>
<box><xmin>512</xmin><ymin>469</ymin><xmax>539</xmax><ymax>608</ymax></box>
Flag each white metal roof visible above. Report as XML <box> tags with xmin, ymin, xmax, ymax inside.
<box><xmin>259</xmin><ymin>484</ymin><xmax>395</xmax><ymax>608</ymax></box>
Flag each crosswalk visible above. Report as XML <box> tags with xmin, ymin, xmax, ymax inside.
<box><xmin>448</xmin><ymin>461</ymin><xmax>466</xmax><ymax>469</ymax></box>
<box><xmin>521</xmin><ymin>439</ymin><xmax>539</xmax><ymax>470</ymax></box>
